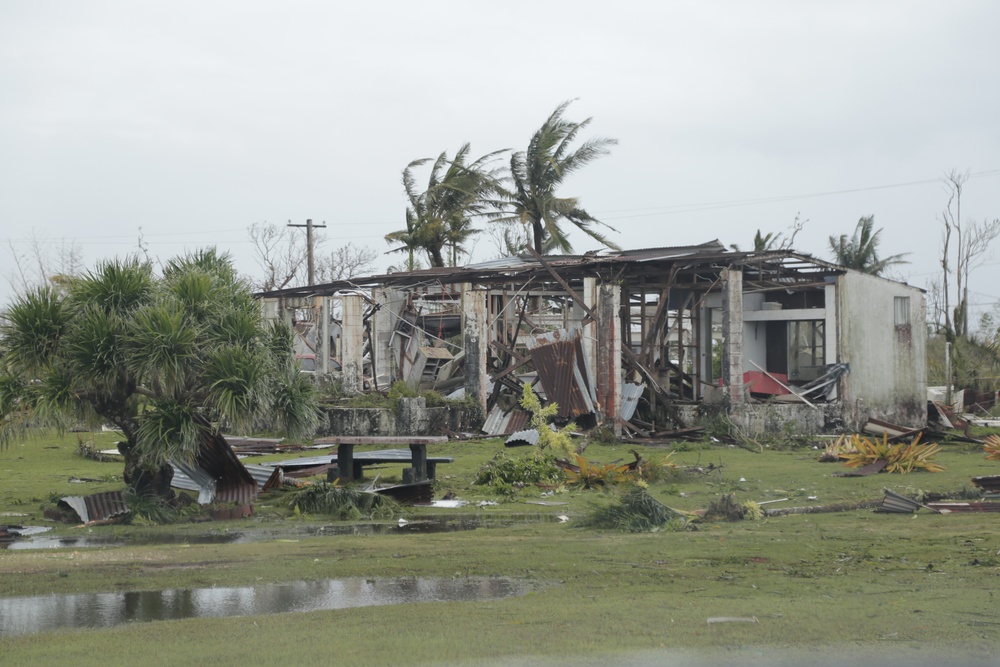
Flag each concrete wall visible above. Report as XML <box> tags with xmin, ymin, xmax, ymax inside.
<box><xmin>837</xmin><ymin>271</ymin><xmax>926</xmax><ymax>429</ymax></box>
<box><xmin>316</xmin><ymin>398</ymin><xmax>481</xmax><ymax>437</ymax></box>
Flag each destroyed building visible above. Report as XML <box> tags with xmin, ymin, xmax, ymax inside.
<box><xmin>257</xmin><ymin>241</ymin><xmax>926</xmax><ymax>437</ymax></box>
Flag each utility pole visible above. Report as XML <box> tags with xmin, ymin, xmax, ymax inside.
<box><xmin>287</xmin><ymin>219</ymin><xmax>327</xmax><ymax>285</ymax></box>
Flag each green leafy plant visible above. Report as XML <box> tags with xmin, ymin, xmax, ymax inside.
<box><xmin>473</xmin><ymin>451</ymin><xmax>564</xmax><ymax>496</ymax></box>
<box><xmin>519</xmin><ymin>383</ymin><xmax>576</xmax><ymax>458</ymax></box>
<box><xmin>123</xmin><ymin>491</ymin><xmax>179</xmax><ymax>524</ymax></box>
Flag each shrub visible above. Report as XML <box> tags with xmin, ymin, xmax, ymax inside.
<box><xmin>474</xmin><ymin>451</ymin><xmax>564</xmax><ymax>496</ymax></box>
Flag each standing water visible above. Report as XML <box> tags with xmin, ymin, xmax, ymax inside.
<box><xmin>0</xmin><ymin>577</ymin><xmax>534</xmax><ymax>637</ymax></box>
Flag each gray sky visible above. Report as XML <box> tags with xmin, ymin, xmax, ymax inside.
<box><xmin>2</xmin><ymin>1</ymin><xmax>999</xmax><ymax>323</ymax></box>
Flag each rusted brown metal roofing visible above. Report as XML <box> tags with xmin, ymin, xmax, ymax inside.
<box><xmin>527</xmin><ymin>329</ymin><xmax>595</xmax><ymax>421</ymax></box>
<box><xmin>170</xmin><ymin>419</ymin><xmax>259</xmax><ymax>505</ymax></box>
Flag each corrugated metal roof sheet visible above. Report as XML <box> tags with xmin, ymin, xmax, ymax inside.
<box><xmin>482</xmin><ymin>406</ymin><xmax>531</xmax><ymax>436</ymax></box>
<box><xmin>620</xmin><ymin>383</ymin><xmax>646</xmax><ymax>421</ymax></box>
<box><xmin>59</xmin><ymin>491</ymin><xmax>131</xmax><ymax>524</ymax></box>
<box><xmin>505</xmin><ymin>429</ymin><xmax>540</xmax><ymax>447</ymax></box>
<box><xmin>526</xmin><ymin>328</ymin><xmax>595</xmax><ymax>421</ymax></box>
<box><xmin>169</xmin><ymin>420</ymin><xmax>259</xmax><ymax>505</ymax></box>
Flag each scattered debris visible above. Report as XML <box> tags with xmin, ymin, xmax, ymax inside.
<box><xmin>876</xmin><ymin>489</ymin><xmax>943</xmax><ymax>514</ymax></box>
<box><xmin>762</xmin><ymin>499</ymin><xmax>881</xmax><ymax>517</ymax></box>
<box><xmin>972</xmin><ymin>475</ymin><xmax>1000</xmax><ymax>494</ymax></box>
<box><xmin>924</xmin><ymin>502</ymin><xmax>1000</xmax><ymax>513</ymax></box>
<box><xmin>834</xmin><ymin>460</ymin><xmax>887</xmax><ymax>477</ymax></box>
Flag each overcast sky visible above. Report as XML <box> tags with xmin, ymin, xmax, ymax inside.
<box><xmin>2</xmin><ymin>1</ymin><xmax>999</xmax><ymax>323</ymax></box>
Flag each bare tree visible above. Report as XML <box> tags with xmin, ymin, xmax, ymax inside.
<box><xmin>940</xmin><ymin>170</ymin><xmax>1000</xmax><ymax>338</ymax></box>
<box><xmin>249</xmin><ymin>222</ymin><xmax>380</xmax><ymax>289</ymax></box>
<box><xmin>5</xmin><ymin>232</ymin><xmax>84</xmax><ymax>297</ymax></box>
<box><xmin>249</xmin><ymin>221</ymin><xmax>310</xmax><ymax>292</ymax></box>
<box><xmin>315</xmin><ymin>243</ymin><xmax>379</xmax><ymax>282</ymax></box>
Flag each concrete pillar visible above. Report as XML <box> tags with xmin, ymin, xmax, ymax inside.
<box><xmin>341</xmin><ymin>294</ymin><xmax>364</xmax><ymax>393</ymax></box>
<box><xmin>581</xmin><ymin>277</ymin><xmax>598</xmax><ymax>386</ymax></box>
<box><xmin>596</xmin><ymin>283</ymin><xmax>622</xmax><ymax>432</ymax></box>
<box><xmin>372</xmin><ymin>288</ymin><xmax>398</xmax><ymax>387</ymax></box>
<box><xmin>462</xmin><ymin>287</ymin><xmax>489</xmax><ymax>413</ymax></box>
<box><xmin>721</xmin><ymin>268</ymin><xmax>745</xmax><ymax>405</ymax></box>
<box><xmin>320</xmin><ymin>297</ymin><xmax>331</xmax><ymax>375</ymax></box>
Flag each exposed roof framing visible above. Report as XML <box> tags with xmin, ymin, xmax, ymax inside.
<box><xmin>255</xmin><ymin>241</ymin><xmax>881</xmax><ymax>301</ymax></box>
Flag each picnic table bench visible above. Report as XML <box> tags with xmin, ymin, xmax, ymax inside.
<box><xmin>311</xmin><ymin>436</ymin><xmax>452</xmax><ymax>483</ymax></box>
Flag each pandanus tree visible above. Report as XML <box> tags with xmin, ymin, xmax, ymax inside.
<box><xmin>0</xmin><ymin>249</ymin><xmax>318</xmax><ymax>499</ymax></box>
<box><xmin>386</xmin><ymin>143</ymin><xmax>506</xmax><ymax>268</ymax></box>
<box><xmin>493</xmin><ymin>100</ymin><xmax>620</xmax><ymax>254</ymax></box>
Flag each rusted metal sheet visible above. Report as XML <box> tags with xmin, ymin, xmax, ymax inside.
<box><xmin>527</xmin><ymin>329</ymin><xmax>595</xmax><ymax>421</ymax></box>
<box><xmin>59</xmin><ymin>491</ymin><xmax>131</xmax><ymax>524</ymax></box>
<box><xmin>170</xmin><ymin>423</ymin><xmax>258</xmax><ymax>505</ymax></box>
<box><xmin>925</xmin><ymin>502</ymin><xmax>1000</xmax><ymax>512</ymax></box>
<box><xmin>971</xmin><ymin>475</ymin><xmax>1000</xmax><ymax>494</ymax></box>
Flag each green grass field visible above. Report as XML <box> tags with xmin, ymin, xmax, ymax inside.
<box><xmin>2</xmin><ymin>430</ymin><xmax>1000</xmax><ymax>666</ymax></box>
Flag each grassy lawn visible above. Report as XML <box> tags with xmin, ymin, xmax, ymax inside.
<box><xmin>2</xmin><ymin>430</ymin><xmax>1000</xmax><ymax>665</ymax></box>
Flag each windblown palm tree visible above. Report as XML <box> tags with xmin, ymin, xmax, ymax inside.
<box><xmin>0</xmin><ymin>249</ymin><xmax>318</xmax><ymax>499</ymax></box>
<box><xmin>386</xmin><ymin>144</ymin><xmax>505</xmax><ymax>268</ymax></box>
<box><xmin>828</xmin><ymin>215</ymin><xmax>909</xmax><ymax>276</ymax></box>
<box><xmin>494</xmin><ymin>101</ymin><xmax>620</xmax><ymax>255</ymax></box>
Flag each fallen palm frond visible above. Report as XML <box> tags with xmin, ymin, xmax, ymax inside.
<box><xmin>984</xmin><ymin>435</ymin><xmax>1000</xmax><ymax>461</ymax></box>
<box><xmin>286</xmin><ymin>482</ymin><xmax>398</xmax><ymax>520</ymax></box>
<box><xmin>582</xmin><ymin>487</ymin><xmax>691</xmax><ymax>532</ymax></box>
<box><xmin>819</xmin><ymin>434</ymin><xmax>857</xmax><ymax>462</ymax></box>
<box><xmin>704</xmin><ymin>494</ymin><xmax>764</xmax><ymax>521</ymax></box>
<box><xmin>839</xmin><ymin>433</ymin><xmax>945</xmax><ymax>474</ymax></box>
<box><xmin>561</xmin><ymin>454</ymin><xmax>631</xmax><ymax>489</ymax></box>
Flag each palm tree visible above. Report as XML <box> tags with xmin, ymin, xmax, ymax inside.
<box><xmin>0</xmin><ymin>249</ymin><xmax>318</xmax><ymax>499</ymax></box>
<box><xmin>828</xmin><ymin>215</ymin><xmax>909</xmax><ymax>275</ymax></box>
<box><xmin>494</xmin><ymin>101</ymin><xmax>620</xmax><ymax>254</ymax></box>
<box><xmin>386</xmin><ymin>144</ymin><xmax>505</xmax><ymax>268</ymax></box>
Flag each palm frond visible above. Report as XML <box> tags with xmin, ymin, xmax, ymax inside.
<box><xmin>0</xmin><ymin>286</ymin><xmax>68</xmax><ymax>374</ymax></box>
<box><xmin>134</xmin><ymin>398</ymin><xmax>205</xmax><ymax>465</ymax></box>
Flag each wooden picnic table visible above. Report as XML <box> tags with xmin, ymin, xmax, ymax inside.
<box><xmin>311</xmin><ymin>436</ymin><xmax>451</xmax><ymax>483</ymax></box>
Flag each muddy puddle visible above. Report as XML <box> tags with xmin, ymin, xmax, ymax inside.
<box><xmin>3</xmin><ymin>514</ymin><xmax>559</xmax><ymax>550</ymax></box>
<box><xmin>0</xmin><ymin>576</ymin><xmax>533</xmax><ymax>637</ymax></box>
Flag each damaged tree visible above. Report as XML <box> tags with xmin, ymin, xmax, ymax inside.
<box><xmin>0</xmin><ymin>249</ymin><xmax>318</xmax><ymax>499</ymax></box>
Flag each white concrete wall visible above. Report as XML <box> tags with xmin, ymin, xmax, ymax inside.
<box><xmin>837</xmin><ymin>271</ymin><xmax>926</xmax><ymax>428</ymax></box>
